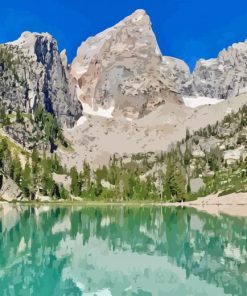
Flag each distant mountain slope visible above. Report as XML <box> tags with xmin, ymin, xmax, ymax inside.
<box><xmin>60</xmin><ymin>93</ymin><xmax>247</xmax><ymax>170</ymax></box>
<box><xmin>2</xmin><ymin>9</ymin><xmax>247</xmax><ymax>202</ymax></box>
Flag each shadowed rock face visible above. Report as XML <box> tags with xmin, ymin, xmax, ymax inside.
<box><xmin>71</xmin><ymin>9</ymin><xmax>182</xmax><ymax>118</ymax></box>
<box><xmin>0</xmin><ymin>32</ymin><xmax>82</xmax><ymax>127</ymax></box>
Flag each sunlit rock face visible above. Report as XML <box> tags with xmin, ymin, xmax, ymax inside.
<box><xmin>0</xmin><ymin>175</ymin><xmax>22</xmax><ymax>202</ymax></box>
<box><xmin>71</xmin><ymin>9</ymin><xmax>182</xmax><ymax>118</ymax></box>
<box><xmin>192</xmin><ymin>41</ymin><xmax>247</xmax><ymax>99</ymax></box>
<box><xmin>162</xmin><ymin>56</ymin><xmax>193</xmax><ymax>96</ymax></box>
<box><xmin>162</xmin><ymin>41</ymin><xmax>247</xmax><ymax>101</ymax></box>
<box><xmin>0</xmin><ymin>32</ymin><xmax>82</xmax><ymax>127</ymax></box>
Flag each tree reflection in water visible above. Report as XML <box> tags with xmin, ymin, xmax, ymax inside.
<box><xmin>0</xmin><ymin>204</ymin><xmax>246</xmax><ymax>295</ymax></box>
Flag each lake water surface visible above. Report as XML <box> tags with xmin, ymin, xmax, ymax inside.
<box><xmin>0</xmin><ymin>204</ymin><xmax>247</xmax><ymax>295</ymax></box>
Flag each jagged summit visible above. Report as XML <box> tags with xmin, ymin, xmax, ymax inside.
<box><xmin>70</xmin><ymin>9</ymin><xmax>247</xmax><ymax>118</ymax></box>
<box><xmin>71</xmin><ymin>9</ymin><xmax>181</xmax><ymax>118</ymax></box>
<box><xmin>7</xmin><ymin>31</ymin><xmax>55</xmax><ymax>48</ymax></box>
<box><xmin>122</xmin><ymin>9</ymin><xmax>151</xmax><ymax>26</ymax></box>
<box><xmin>1</xmin><ymin>31</ymin><xmax>82</xmax><ymax>127</ymax></box>
<box><xmin>191</xmin><ymin>39</ymin><xmax>247</xmax><ymax>99</ymax></box>
<box><xmin>2</xmin><ymin>12</ymin><xmax>247</xmax><ymax>124</ymax></box>
<box><xmin>12</xmin><ymin>31</ymin><xmax>53</xmax><ymax>39</ymax></box>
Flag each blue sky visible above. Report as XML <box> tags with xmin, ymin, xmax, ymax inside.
<box><xmin>1</xmin><ymin>0</ymin><xmax>247</xmax><ymax>70</ymax></box>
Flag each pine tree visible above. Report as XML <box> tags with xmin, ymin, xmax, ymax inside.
<box><xmin>21</xmin><ymin>162</ymin><xmax>32</xmax><ymax>198</ymax></box>
<box><xmin>82</xmin><ymin>161</ymin><xmax>91</xmax><ymax>188</ymax></box>
<box><xmin>0</xmin><ymin>103</ymin><xmax>8</xmax><ymax>126</ymax></box>
<box><xmin>0</xmin><ymin>139</ymin><xmax>8</xmax><ymax>170</ymax></box>
<box><xmin>10</xmin><ymin>155</ymin><xmax>22</xmax><ymax>185</ymax></box>
<box><xmin>16</xmin><ymin>106</ymin><xmax>24</xmax><ymax>123</ymax></box>
<box><xmin>164</xmin><ymin>157</ymin><xmax>186</xmax><ymax>201</ymax></box>
<box><xmin>184</xmin><ymin>146</ymin><xmax>192</xmax><ymax>166</ymax></box>
<box><xmin>70</xmin><ymin>166</ymin><xmax>81</xmax><ymax>196</ymax></box>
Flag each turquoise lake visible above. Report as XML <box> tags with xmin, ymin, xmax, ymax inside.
<box><xmin>0</xmin><ymin>204</ymin><xmax>247</xmax><ymax>295</ymax></box>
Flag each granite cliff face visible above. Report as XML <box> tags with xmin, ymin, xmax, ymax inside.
<box><xmin>0</xmin><ymin>32</ymin><xmax>82</xmax><ymax>127</ymax></box>
<box><xmin>71</xmin><ymin>9</ymin><xmax>247</xmax><ymax>117</ymax></box>
<box><xmin>71</xmin><ymin>9</ymin><xmax>182</xmax><ymax>118</ymax></box>
<box><xmin>164</xmin><ymin>40</ymin><xmax>247</xmax><ymax>100</ymax></box>
<box><xmin>192</xmin><ymin>41</ymin><xmax>247</xmax><ymax>99</ymax></box>
<box><xmin>1</xmin><ymin>11</ymin><xmax>247</xmax><ymax>124</ymax></box>
<box><xmin>161</xmin><ymin>56</ymin><xmax>193</xmax><ymax>96</ymax></box>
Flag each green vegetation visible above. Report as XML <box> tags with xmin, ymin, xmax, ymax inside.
<box><xmin>1</xmin><ymin>91</ymin><xmax>247</xmax><ymax>201</ymax></box>
<box><xmin>33</xmin><ymin>104</ymin><xmax>67</xmax><ymax>149</ymax></box>
<box><xmin>0</xmin><ymin>101</ymin><xmax>67</xmax><ymax>150</ymax></box>
<box><xmin>0</xmin><ymin>46</ymin><xmax>16</xmax><ymax>71</ymax></box>
<box><xmin>66</xmin><ymin>104</ymin><xmax>247</xmax><ymax>202</ymax></box>
<box><xmin>0</xmin><ymin>103</ymin><xmax>10</xmax><ymax>126</ymax></box>
<box><xmin>0</xmin><ymin>45</ymin><xmax>19</xmax><ymax>82</ymax></box>
<box><xmin>0</xmin><ymin>133</ymin><xmax>69</xmax><ymax>200</ymax></box>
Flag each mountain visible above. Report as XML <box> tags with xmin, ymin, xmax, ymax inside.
<box><xmin>165</xmin><ymin>40</ymin><xmax>247</xmax><ymax>100</ymax></box>
<box><xmin>71</xmin><ymin>9</ymin><xmax>247</xmax><ymax>119</ymax></box>
<box><xmin>0</xmin><ymin>31</ymin><xmax>82</xmax><ymax>127</ymax></box>
<box><xmin>71</xmin><ymin>9</ymin><xmax>182</xmax><ymax>118</ymax></box>
<box><xmin>161</xmin><ymin>56</ymin><xmax>192</xmax><ymax>96</ymax></box>
<box><xmin>2</xmin><ymin>9</ymin><xmax>247</xmax><ymax>202</ymax></box>
<box><xmin>192</xmin><ymin>41</ymin><xmax>247</xmax><ymax>99</ymax></box>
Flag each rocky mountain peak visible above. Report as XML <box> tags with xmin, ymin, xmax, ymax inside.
<box><xmin>123</xmin><ymin>9</ymin><xmax>150</xmax><ymax>25</ymax></box>
<box><xmin>7</xmin><ymin>31</ymin><xmax>55</xmax><ymax>57</ymax></box>
<box><xmin>1</xmin><ymin>32</ymin><xmax>82</xmax><ymax>127</ymax></box>
<box><xmin>191</xmin><ymin>40</ymin><xmax>247</xmax><ymax>99</ymax></box>
<box><xmin>71</xmin><ymin>10</ymin><xmax>181</xmax><ymax>118</ymax></box>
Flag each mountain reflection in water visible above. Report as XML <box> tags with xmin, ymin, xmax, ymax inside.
<box><xmin>0</xmin><ymin>204</ymin><xmax>246</xmax><ymax>296</ymax></box>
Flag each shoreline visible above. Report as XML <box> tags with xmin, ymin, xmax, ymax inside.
<box><xmin>1</xmin><ymin>192</ymin><xmax>247</xmax><ymax>217</ymax></box>
<box><xmin>161</xmin><ymin>192</ymin><xmax>247</xmax><ymax>217</ymax></box>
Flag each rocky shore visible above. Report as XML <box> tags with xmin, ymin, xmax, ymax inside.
<box><xmin>163</xmin><ymin>192</ymin><xmax>247</xmax><ymax>217</ymax></box>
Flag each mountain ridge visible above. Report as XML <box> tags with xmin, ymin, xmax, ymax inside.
<box><xmin>1</xmin><ymin>9</ymin><xmax>247</xmax><ymax>202</ymax></box>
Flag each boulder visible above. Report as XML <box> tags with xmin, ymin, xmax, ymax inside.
<box><xmin>0</xmin><ymin>175</ymin><xmax>22</xmax><ymax>202</ymax></box>
<box><xmin>190</xmin><ymin>178</ymin><xmax>205</xmax><ymax>193</ymax></box>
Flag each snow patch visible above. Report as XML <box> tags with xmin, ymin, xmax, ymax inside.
<box><xmin>82</xmin><ymin>102</ymin><xmax>114</xmax><ymax>118</ymax></box>
<box><xmin>76</xmin><ymin>116</ymin><xmax>88</xmax><ymax>127</ymax></box>
<box><xmin>183</xmin><ymin>96</ymin><xmax>223</xmax><ymax>108</ymax></box>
